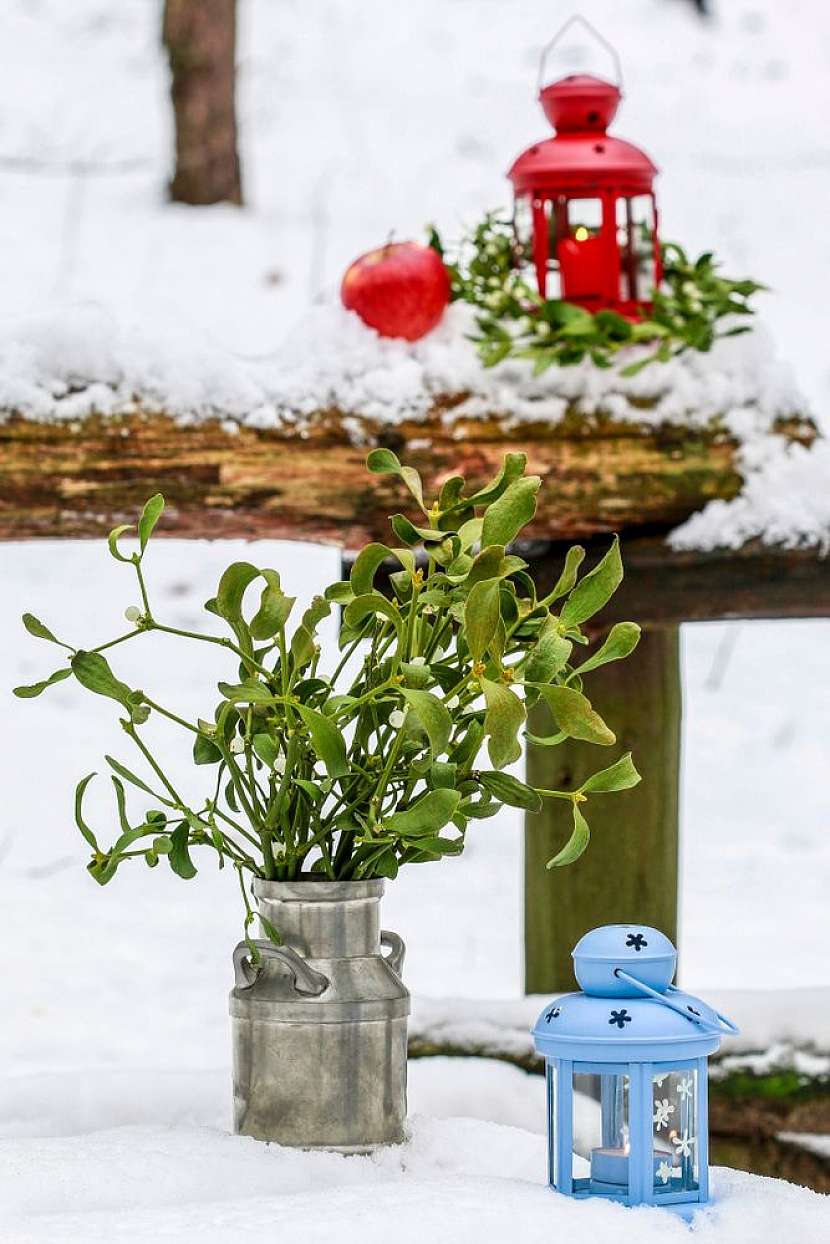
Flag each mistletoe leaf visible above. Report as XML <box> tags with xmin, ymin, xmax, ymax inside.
<box><xmin>400</xmin><ymin>688</ymin><xmax>451</xmax><ymax>757</ymax></box>
<box><xmin>107</xmin><ymin>524</ymin><xmax>135</xmax><ymax>564</ymax></box>
<box><xmin>547</xmin><ymin>803</ymin><xmax>591</xmax><ymax>868</ymax></box>
<box><xmin>138</xmin><ymin>494</ymin><xmax>164</xmax><ymax>553</ymax></box>
<box><xmin>250</xmin><ymin>569</ymin><xmax>295</xmax><ymax>640</ymax></box>
<box><xmin>559</xmin><ymin>538</ymin><xmax>623</xmax><ymax>628</ymax></box>
<box><xmin>74</xmin><ymin>772</ymin><xmax>99</xmax><ymax>851</ymax></box>
<box><xmin>481</xmin><ymin>678</ymin><xmax>525</xmax><ymax>769</ymax></box>
<box><xmin>545</xmin><ymin>546</ymin><xmax>586</xmax><ymax>605</ymax></box>
<box><xmin>575</xmin><ymin>622</ymin><xmax>641</xmax><ymax>677</ymax></box>
<box><xmin>481</xmin><ymin>476</ymin><xmax>540</xmax><ymax>548</ymax></box>
<box><xmin>579</xmin><ymin>753</ymin><xmax>641</xmax><ymax>795</ymax></box>
<box><xmin>464</xmin><ymin>579</ymin><xmax>500</xmax><ymax>662</ymax></box>
<box><xmin>478</xmin><ymin>770</ymin><xmax>542</xmax><ymax>813</ymax></box>
<box><xmin>524</xmin><ymin>616</ymin><xmax>572</xmax><ymax>684</ymax></box>
<box><xmin>531</xmin><ymin>684</ymin><xmax>615</xmax><ymax>746</ymax></box>
<box><xmin>385</xmin><ymin>789</ymin><xmax>461</xmax><ymax>837</ymax></box>
<box><xmin>215</xmin><ymin>562</ymin><xmax>260</xmax><ymax>623</ymax></box>
<box><xmin>169</xmin><ymin>822</ymin><xmax>197</xmax><ymax>880</ymax></box>
<box><xmin>350</xmin><ymin>543</ymin><xmax>394</xmax><ymax>595</ymax></box>
<box><xmin>13</xmin><ymin>667</ymin><xmax>71</xmax><ymax>698</ymax></box>
<box><xmin>22</xmin><ymin>613</ymin><xmax>64</xmax><ymax>646</ymax></box>
<box><xmin>296</xmin><ymin>704</ymin><xmax>349</xmax><ymax>779</ymax></box>
<box><xmin>71</xmin><ymin>651</ymin><xmax>135</xmax><ymax>709</ymax></box>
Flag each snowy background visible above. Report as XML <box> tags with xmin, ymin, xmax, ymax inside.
<box><xmin>1</xmin><ymin>0</ymin><xmax>829</xmax><ymax>1238</ymax></box>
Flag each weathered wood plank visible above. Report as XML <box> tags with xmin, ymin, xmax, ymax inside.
<box><xmin>0</xmin><ymin>407</ymin><xmax>815</xmax><ymax>548</ymax></box>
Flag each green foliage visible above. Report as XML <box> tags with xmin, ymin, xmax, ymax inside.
<box><xmin>432</xmin><ymin>212</ymin><xmax>765</xmax><ymax>375</ymax></box>
<box><xmin>17</xmin><ymin>453</ymin><xmax>641</xmax><ymax>938</ymax></box>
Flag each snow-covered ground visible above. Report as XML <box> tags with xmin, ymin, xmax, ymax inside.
<box><xmin>2</xmin><ymin>0</ymin><xmax>829</xmax><ymax>1236</ymax></box>
<box><xmin>2</xmin><ymin>1118</ymin><xmax>827</xmax><ymax>1244</ymax></box>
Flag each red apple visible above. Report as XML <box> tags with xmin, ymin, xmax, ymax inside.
<box><xmin>341</xmin><ymin>242</ymin><xmax>450</xmax><ymax>341</ymax></box>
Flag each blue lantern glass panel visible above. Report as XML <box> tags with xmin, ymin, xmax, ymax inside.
<box><xmin>546</xmin><ymin>1063</ymin><xmax>557</xmax><ymax>1187</ymax></box>
<box><xmin>571</xmin><ymin>1069</ymin><xmax>630</xmax><ymax>1196</ymax></box>
<box><xmin>651</xmin><ymin>1066</ymin><xmax>700</xmax><ymax>1196</ymax></box>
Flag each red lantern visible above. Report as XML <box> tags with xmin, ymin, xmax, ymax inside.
<box><xmin>508</xmin><ymin>18</ymin><xmax>661</xmax><ymax>317</ymax></box>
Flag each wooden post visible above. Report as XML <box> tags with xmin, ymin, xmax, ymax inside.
<box><xmin>524</xmin><ymin>625</ymin><xmax>681</xmax><ymax>993</ymax></box>
<box><xmin>162</xmin><ymin>0</ymin><xmax>242</xmax><ymax>206</ymax></box>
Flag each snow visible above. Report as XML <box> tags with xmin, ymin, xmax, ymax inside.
<box><xmin>780</xmin><ymin>1133</ymin><xmax>830</xmax><ymax>1161</ymax></box>
<box><xmin>670</xmin><ymin>438</ymin><xmax>830</xmax><ymax>552</ymax></box>
<box><xmin>2</xmin><ymin>1117</ymin><xmax>828</xmax><ymax>1244</ymax></box>
<box><xmin>0</xmin><ymin>298</ymin><xmax>805</xmax><ymax>439</ymax></box>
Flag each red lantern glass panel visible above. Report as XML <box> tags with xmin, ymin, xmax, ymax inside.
<box><xmin>616</xmin><ymin>195</ymin><xmax>658</xmax><ymax>305</ymax></box>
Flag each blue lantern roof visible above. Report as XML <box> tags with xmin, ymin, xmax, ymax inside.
<box><xmin>533</xmin><ymin>989</ymin><xmax>725</xmax><ymax>1062</ymax></box>
<box><xmin>573</xmin><ymin>924</ymin><xmax>676</xmax><ymax>997</ymax></box>
<box><xmin>533</xmin><ymin>925</ymin><xmax>739</xmax><ymax>1063</ymax></box>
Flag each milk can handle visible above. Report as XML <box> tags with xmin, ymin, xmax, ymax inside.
<box><xmin>233</xmin><ymin>940</ymin><xmax>329</xmax><ymax>996</ymax></box>
<box><xmin>381</xmin><ymin>930</ymin><xmax>406</xmax><ymax>977</ymax></box>
<box><xmin>614</xmin><ymin>969</ymin><xmax>739</xmax><ymax>1035</ymax></box>
<box><xmin>537</xmin><ymin>15</ymin><xmax>623</xmax><ymax>94</ymax></box>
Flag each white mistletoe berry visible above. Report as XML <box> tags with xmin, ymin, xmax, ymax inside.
<box><xmin>230</xmin><ymin>737</ymin><xmax>245</xmax><ymax>754</ymax></box>
<box><xmin>410</xmin><ymin>656</ymin><xmax>427</xmax><ymax>666</ymax></box>
<box><xmin>273</xmin><ymin>755</ymin><xmax>286</xmax><ymax>775</ymax></box>
<box><xmin>124</xmin><ymin>606</ymin><xmax>142</xmax><ymax>622</ymax></box>
<box><xmin>389</xmin><ymin>709</ymin><xmax>406</xmax><ymax>728</ymax></box>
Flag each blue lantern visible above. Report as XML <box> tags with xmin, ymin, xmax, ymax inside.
<box><xmin>532</xmin><ymin>925</ymin><xmax>738</xmax><ymax>1218</ymax></box>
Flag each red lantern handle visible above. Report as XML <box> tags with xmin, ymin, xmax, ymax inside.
<box><xmin>537</xmin><ymin>15</ymin><xmax>624</xmax><ymax>94</ymax></box>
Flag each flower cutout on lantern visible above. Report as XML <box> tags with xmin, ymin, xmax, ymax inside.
<box><xmin>656</xmin><ymin>1160</ymin><xmax>674</xmax><ymax>1185</ymax></box>
<box><xmin>625</xmin><ymin>932</ymin><xmax>648</xmax><ymax>952</ymax></box>
<box><xmin>653</xmin><ymin>1073</ymin><xmax>669</xmax><ymax>1087</ymax></box>
<box><xmin>608</xmin><ymin>1008</ymin><xmax>632</xmax><ymax>1029</ymax></box>
<box><xmin>673</xmin><ymin>1132</ymin><xmax>696</xmax><ymax>1159</ymax></box>
<box><xmin>653</xmin><ymin>1098</ymin><xmax>675</xmax><ymax>1130</ymax></box>
<box><xmin>546</xmin><ymin>1007</ymin><xmax>561</xmax><ymax>1022</ymax></box>
<box><xmin>678</xmin><ymin>1077</ymin><xmax>694</xmax><ymax>1101</ymax></box>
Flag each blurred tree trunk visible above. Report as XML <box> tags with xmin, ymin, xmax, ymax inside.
<box><xmin>163</xmin><ymin>0</ymin><xmax>242</xmax><ymax>206</ymax></box>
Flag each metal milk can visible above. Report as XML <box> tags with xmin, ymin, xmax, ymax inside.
<box><xmin>230</xmin><ymin>878</ymin><xmax>409</xmax><ymax>1151</ymax></box>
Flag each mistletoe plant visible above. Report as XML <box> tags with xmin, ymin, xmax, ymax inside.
<box><xmin>15</xmin><ymin>453</ymin><xmax>641</xmax><ymax>949</ymax></box>
<box><xmin>430</xmin><ymin>212</ymin><xmax>764</xmax><ymax>376</ymax></box>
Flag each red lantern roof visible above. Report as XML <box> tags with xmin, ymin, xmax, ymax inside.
<box><xmin>509</xmin><ymin>73</ymin><xmax>657</xmax><ymax>196</ymax></box>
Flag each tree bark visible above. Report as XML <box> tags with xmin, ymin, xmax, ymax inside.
<box><xmin>0</xmin><ymin>406</ymin><xmax>817</xmax><ymax>547</ymax></box>
<box><xmin>524</xmin><ymin>625</ymin><xmax>681</xmax><ymax>993</ymax></box>
<box><xmin>163</xmin><ymin>0</ymin><xmax>242</xmax><ymax>206</ymax></box>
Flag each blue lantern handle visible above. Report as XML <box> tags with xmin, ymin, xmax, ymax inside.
<box><xmin>537</xmin><ymin>15</ymin><xmax>624</xmax><ymax>94</ymax></box>
<box><xmin>614</xmin><ymin>969</ymin><xmax>740</xmax><ymax>1036</ymax></box>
